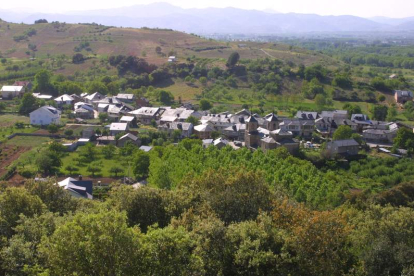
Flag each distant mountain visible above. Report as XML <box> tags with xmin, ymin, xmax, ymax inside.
<box><xmin>1</xmin><ymin>3</ymin><xmax>414</xmax><ymax>34</ymax></box>
<box><xmin>369</xmin><ymin>16</ymin><xmax>414</xmax><ymax>26</ymax></box>
<box><xmin>395</xmin><ymin>20</ymin><xmax>414</xmax><ymax>30</ymax></box>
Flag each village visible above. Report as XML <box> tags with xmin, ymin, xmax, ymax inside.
<box><xmin>1</xmin><ymin>82</ymin><xmax>414</xmax><ymax>199</ymax></box>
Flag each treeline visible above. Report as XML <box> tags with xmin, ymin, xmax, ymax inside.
<box><xmin>289</xmin><ymin>39</ymin><xmax>414</xmax><ymax>69</ymax></box>
<box><xmin>340</xmin><ymin>53</ymin><xmax>414</xmax><ymax>69</ymax></box>
<box><xmin>2</xmin><ymin>161</ymin><xmax>414</xmax><ymax>275</ymax></box>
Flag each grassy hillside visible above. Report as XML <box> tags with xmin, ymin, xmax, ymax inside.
<box><xmin>0</xmin><ymin>20</ymin><xmax>338</xmax><ymax>67</ymax></box>
<box><xmin>1</xmin><ymin>20</ymin><xmax>409</xmax><ymax>122</ymax></box>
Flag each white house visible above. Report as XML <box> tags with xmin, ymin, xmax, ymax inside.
<box><xmin>30</xmin><ymin>106</ymin><xmax>61</xmax><ymax>125</ymax></box>
<box><xmin>109</xmin><ymin>122</ymin><xmax>129</xmax><ymax>136</ymax></box>
<box><xmin>84</xmin><ymin>92</ymin><xmax>104</xmax><ymax>103</ymax></box>
<box><xmin>116</xmin><ymin>93</ymin><xmax>135</xmax><ymax>103</ymax></box>
<box><xmin>1</xmin><ymin>86</ymin><xmax>24</xmax><ymax>99</ymax></box>
<box><xmin>168</xmin><ymin>56</ymin><xmax>176</xmax><ymax>62</ymax></box>
<box><xmin>58</xmin><ymin>177</ymin><xmax>93</xmax><ymax>199</ymax></box>
<box><xmin>32</xmin><ymin>93</ymin><xmax>53</xmax><ymax>100</ymax></box>
<box><xmin>54</xmin><ymin>94</ymin><xmax>74</xmax><ymax>106</ymax></box>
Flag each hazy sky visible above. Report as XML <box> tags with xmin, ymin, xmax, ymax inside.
<box><xmin>3</xmin><ymin>0</ymin><xmax>414</xmax><ymax>18</ymax></box>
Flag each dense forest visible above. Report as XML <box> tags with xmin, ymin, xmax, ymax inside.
<box><xmin>2</xmin><ymin>140</ymin><xmax>414</xmax><ymax>275</ymax></box>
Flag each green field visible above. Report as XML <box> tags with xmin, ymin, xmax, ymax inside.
<box><xmin>5</xmin><ymin>136</ymin><xmax>50</xmax><ymax>147</ymax></box>
<box><xmin>60</xmin><ymin>146</ymin><xmax>131</xmax><ymax>178</ymax></box>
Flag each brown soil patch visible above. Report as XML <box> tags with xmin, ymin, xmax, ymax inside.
<box><xmin>7</xmin><ymin>173</ymin><xmax>27</xmax><ymax>187</ymax></box>
<box><xmin>0</xmin><ymin>145</ymin><xmax>31</xmax><ymax>178</ymax></box>
<box><xmin>34</xmin><ymin>129</ymin><xmax>50</xmax><ymax>135</ymax></box>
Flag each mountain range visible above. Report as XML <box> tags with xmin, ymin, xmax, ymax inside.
<box><xmin>1</xmin><ymin>2</ymin><xmax>414</xmax><ymax>35</ymax></box>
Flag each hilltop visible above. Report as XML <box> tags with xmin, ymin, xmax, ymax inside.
<box><xmin>0</xmin><ymin>20</ymin><xmax>338</xmax><ymax>71</ymax></box>
<box><xmin>2</xmin><ymin>3</ymin><xmax>414</xmax><ymax>35</ymax></box>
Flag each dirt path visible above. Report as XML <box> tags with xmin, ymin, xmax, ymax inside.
<box><xmin>260</xmin><ymin>48</ymin><xmax>277</xmax><ymax>59</ymax></box>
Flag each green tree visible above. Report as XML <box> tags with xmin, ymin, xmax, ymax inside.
<box><xmin>47</xmin><ymin>124</ymin><xmax>58</xmax><ymax>134</ymax></box>
<box><xmin>39</xmin><ymin>210</ymin><xmax>146</xmax><ymax>276</ymax></box>
<box><xmin>225</xmin><ymin>214</ymin><xmax>290</xmax><ymax>275</ymax></box>
<box><xmin>79</xmin><ymin>143</ymin><xmax>97</xmax><ymax>161</ymax></box>
<box><xmin>102</xmin><ymin>144</ymin><xmax>116</xmax><ymax>159</ymax></box>
<box><xmin>86</xmin><ymin>165</ymin><xmax>101</xmax><ymax>177</ymax></box>
<box><xmin>333</xmin><ymin>125</ymin><xmax>353</xmax><ymax>140</ymax></box>
<box><xmin>109</xmin><ymin>186</ymin><xmax>177</xmax><ymax>232</ymax></box>
<box><xmin>110</xmin><ymin>166</ymin><xmax>124</xmax><ymax>177</ymax></box>
<box><xmin>0</xmin><ymin>212</ymin><xmax>58</xmax><ymax>275</ymax></box>
<box><xmin>332</xmin><ymin>74</ymin><xmax>353</xmax><ymax>89</ymax></box>
<box><xmin>0</xmin><ymin>188</ymin><xmax>45</xmax><ymax>238</ymax></box>
<box><xmin>33</xmin><ymin>69</ymin><xmax>56</xmax><ymax>96</ymax></box>
<box><xmin>199</xmin><ymin>99</ymin><xmax>212</xmax><ymax>111</ymax></box>
<box><xmin>343</xmin><ymin>103</ymin><xmax>362</xmax><ymax>118</ymax></box>
<box><xmin>199</xmin><ymin>76</ymin><xmax>208</xmax><ymax>86</ymax></box>
<box><xmin>186</xmin><ymin>115</ymin><xmax>200</xmax><ymax>125</ymax></box>
<box><xmin>87</xmin><ymin>81</ymin><xmax>108</xmax><ymax>94</ymax></box>
<box><xmin>64</xmin><ymin>129</ymin><xmax>73</xmax><ymax>136</ymax></box>
<box><xmin>158</xmin><ymin>90</ymin><xmax>174</xmax><ymax>105</ymax></box>
<box><xmin>64</xmin><ymin>164</ymin><xmax>79</xmax><ymax>175</ymax></box>
<box><xmin>226</xmin><ymin>52</ymin><xmax>240</xmax><ymax>68</ymax></box>
<box><xmin>72</xmin><ymin>53</ymin><xmax>85</xmax><ymax>64</ymax></box>
<box><xmin>24</xmin><ymin>179</ymin><xmax>77</xmax><ymax>214</ymax></box>
<box><xmin>0</xmin><ymin>102</ymin><xmax>6</xmax><ymax>113</ymax></box>
<box><xmin>314</xmin><ymin>94</ymin><xmax>326</xmax><ymax>108</ymax></box>
<box><xmin>18</xmin><ymin>93</ymin><xmax>38</xmax><ymax>115</ymax></box>
<box><xmin>351</xmin><ymin>205</ymin><xmax>414</xmax><ymax>276</ymax></box>
<box><xmin>56</xmin><ymin>81</ymin><xmax>84</xmax><ymax>95</ymax></box>
<box><xmin>302</xmin><ymin>78</ymin><xmax>324</xmax><ymax>99</ymax></box>
<box><xmin>393</xmin><ymin>128</ymin><xmax>414</xmax><ymax>154</ymax></box>
<box><xmin>371</xmin><ymin>105</ymin><xmax>388</xmax><ymax>121</ymax></box>
<box><xmin>387</xmin><ymin>105</ymin><xmax>398</xmax><ymax>121</ymax></box>
<box><xmin>98</xmin><ymin>112</ymin><xmax>108</xmax><ymax>123</ymax></box>
<box><xmin>133</xmin><ymin>150</ymin><xmax>150</xmax><ymax>179</ymax></box>
<box><xmin>35</xmin><ymin>150</ymin><xmax>62</xmax><ymax>175</ymax></box>
<box><xmin>180</xmin><ymin>168</ymin><xmax>273</xmax><ymax>224</ymax></box>
<box><xmin>48</xmin><ymin>141</ymin><xmax>66</xmax><ymax>155</ymax></box>
<box><xmin>143</xmin><ymin>226</ymin><xmax>202</xmax><ymax>275</ymax></box>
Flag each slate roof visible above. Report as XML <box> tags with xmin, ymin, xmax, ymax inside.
<box><xmin>246</xmin><ymin>116</ymin><xmax>258</xmax><ymax>123</ymax></box>
<box><xmin>261</xmin><ymin>137</ymin><xmax>277</xmax><ymax>144</ymax></box>
<box><xmin>265</xmin><ymin>113</ymin><xmax>279</xmax><ymax>122</ymax></box>
<box><xmin>58</xmin><ymin>177</ymin><xmax>93</xmax><ymax>199</ymax></box>
<box><xmin>213</xmin><ymin>137</ymin><xmax>229</xmax><ymax>146</ymax></box>
<box><xmin>328</xmin><ymin>139</ymin><xmax>359</xmax><ymax>147</ymax></box>
<box><xmin>296</xmin><ymin>111</ymin><xmax>319</xmax><ymax>120</ymax></box>
<box><xmin>117</xmin><ymin>93</ymin><xmax>135</xmax><ymax>100</ymax></box>
<box><xmin>194</xmin><ymin>124</ymin><xmax>214</xmax><ymax>132</ymax></box>
<box><xmin>159</xmin><ymin>122</ymin><xmax>193</xmax><ymax>131</ymax></box>
<box><xmin>270</xmin><ymin>129</ymin><xmax>293</xmax><ymax>136</ymax></box>
<box><xmin>119</xmin><ymin>133</ymin><xmax>139</xmax><ymax>141</ymax></box>
<box><xmin>395</xmin><ymin>90</ymin><xmax>413</xmax><ymax>98</ymax></box>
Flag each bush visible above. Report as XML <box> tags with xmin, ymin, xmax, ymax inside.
<box><xmin>47</xmin><ymin>124</ymin><xmax>59</xmax><ymax>134</ymax></box>
<box><xmin>64</xmin><ymin>129</ymin><xmax>74</xmax><ymax>136</ymax></box>
<box><xmin>19</xmin><ymin>169</ymin><xmax>36</xmax><ymax>179</ymax></box>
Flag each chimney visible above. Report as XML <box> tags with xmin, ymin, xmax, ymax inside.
<box><xmin>78</xmin><ymin>175</ymin><xmax>82</xmax><ymax>181</ymax></box>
